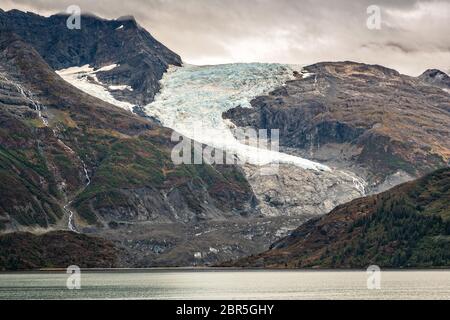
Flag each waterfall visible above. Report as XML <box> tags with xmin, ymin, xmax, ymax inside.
<box><xmin>340</xmin><ymin>171</ymin><xmax>367</xmax><ymax>196</ymax></box>
<box><xmin>64</xmin><ymin>202</ymin><xmax>79</xmax><ymax>233</ymax></box>
<box><xmin>4</xmin><ymin>76</ymin><xmax>49</xmax><ymax>127</ymax></box>
<box><xmin>1</xmin><ymin>74</ymin><xmax>92</xmax><ymax>233</ymax></box>
<box><xmin>82</xmin><ymin>161</ymin><xmax>91</xmax><ymax>186</ymax></box>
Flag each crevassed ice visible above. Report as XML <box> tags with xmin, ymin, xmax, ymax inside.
<box><xmin>56</xmin><ymin>64</ymin><xmax>134</xmax><ymax>112</ymax></box>
<box><xmin>144</xmin><ymin>63</ymin><xmax>330</xmax><ymax>171</ymax></box>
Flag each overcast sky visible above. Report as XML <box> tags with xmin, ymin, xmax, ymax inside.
<box><xmin>2</xmin><ymin>0</ymin><xmax>449</xmax><ymax>75</ymax></box>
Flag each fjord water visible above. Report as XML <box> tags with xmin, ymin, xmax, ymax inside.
<box><xmin>1</xmin><ymin>270</ymin><xmax>449</xmax><ymax>300</ymax></box>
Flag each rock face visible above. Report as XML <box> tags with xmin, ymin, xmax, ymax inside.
<box><xmin>229</xmin><ymin>168</ymin><xmax>450</xmax><ymax>268</ymax></box>
<box><xmin>224</xmin><ymin>62</ymin><xmax>450</xmax><ymax>192</ymax></box>
<box><xmin>242</xmin><ymin>164</ymin><xmax>363</xmax><ymax>217</ymax></box>
<box><xmin>0</xmin><ymin>9</ymin><xmax>182</xmax><ymax>105</ymax></box>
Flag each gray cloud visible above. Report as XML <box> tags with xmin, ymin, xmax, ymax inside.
<box><xmin>1</xmin><ymin>0</ymin><xmax>449</xmax><ymax>75</ymax></box>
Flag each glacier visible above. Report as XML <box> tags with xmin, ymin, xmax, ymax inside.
<box><xmin>55</xmin><ymin>62</ymin><xmax>368</xmax><ymax>198</ymax></box>
<box><xmin>57</xmin><ymin>62</ymin><xmax>330</xmax><ymax>171</ymax></box>
<box><xmin>144</xmin><ymin>63</ymin><xmax>331</xmax><ymax>171</ymax></box>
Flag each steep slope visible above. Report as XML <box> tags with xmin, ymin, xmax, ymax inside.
<box><xmin>0</xmin><ymin>231</ymin><xmax>119</xmax><ymax>270</ymax></box>
<box><xmin>224</xmin><ymin>62</ymin><xmax>450</xmax><ymax>192</ymax></box>
<box><xmin>0</xmin><ymin>9</ymin><xmax>182</xmax><ymax>105</ymax></box>
<box><xmin>230</xmin><ymin>168</ymin><xmax>450</xmax><ymax>268</ymax></box>
<box><xmin>0</xmin><ymin>30</ymin><xmax>260</xmax><ymax>266</ymax></box>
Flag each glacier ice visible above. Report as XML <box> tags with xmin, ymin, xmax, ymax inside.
<box><xmin>144</xmin><ymin>63</ymin><xmax>331</xmax><ymax>171</ymax></box>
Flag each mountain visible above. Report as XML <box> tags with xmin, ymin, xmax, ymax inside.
<box><xmin>0</xmin><ymin>10</ymin><xmax>372</xmax><ymax>269</ymax></box>
<box><xmin>1</xmin><ymin>10</ymin><xmax>449</xmax><ymax>270</ymax></box>
<box><xmin>0</xmin><ymin>24</ymin><xmax>259</xmax><ymax>267</ymax></box>
<box><xmin>228</xmin><ymin>168</ymin><xmax>450</xmax><ymax>268</ymax></box>
<box><xmin>224</xmin><ymin>62</ymin><xmax>450</xmax><ymax>193</ymax></box>
<box><xmin>0</xmin><ymin>9</ymin><xmax>182</xmax><ymax>105</ymax></box>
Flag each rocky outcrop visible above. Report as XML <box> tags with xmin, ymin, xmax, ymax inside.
<box><xmin>224</xmin><ymin>62</ymin><xmax>450</xmax><ymax>191</ymax></box>
<box><xmin>418</xmin><ymin>69</ymin><xmax>450</xmax><ymax>91</ymax></box>
<box><xmin>0</xmin><ymin>9</ymin><xmax>182</xmax><ymax>105</ymax></box>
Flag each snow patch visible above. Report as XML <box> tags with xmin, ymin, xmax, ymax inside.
<box><xmin>97</xmin><ymin>64</ymin><xmax>119</xmax><ymax>72</ymax></box>
<box><xmin>56</xmin><ymin>64</ymin><xmax>95</xmax><ymax>77</ymax></box>
<box><xmin>57</xmin><ymin>65</ymin><xmax>134</xmax><ymax>112</ymax></box>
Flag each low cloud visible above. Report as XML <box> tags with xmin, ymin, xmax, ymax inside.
<box><xmin>1</xmin><ymin>0</ymin><xmax>449</xmax><ymax>75</ymax></box>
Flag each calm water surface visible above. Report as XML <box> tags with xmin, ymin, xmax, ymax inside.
<box><xmin>0</xmin><ymin>270</ymin><xmax>449</xmax><ymax>300</ymax></box>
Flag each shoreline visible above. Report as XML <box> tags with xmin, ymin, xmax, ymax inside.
<box><xmin>2</xmin><ymin>267</ymin><xmax>450</xmax><ymax>274</ymax></box>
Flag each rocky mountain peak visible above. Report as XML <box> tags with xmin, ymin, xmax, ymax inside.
<box><xmin>421</xmin><ymin>68</ymin><xmax>449</xmax><ymax>78</ymax></box>
<box><xmin>0</xmin><ymin>9</ymin><xmax>182</xmax><ymax>105</ymax></box>
<box><xmin>117</xmin><ymin>15</ymin><xmax>137</xmax><ymax>23</ymax></box>
<box><xmin>418</xmin><ymin>69</ymin><xmax>450</xmax><ymax>89</ymax></box>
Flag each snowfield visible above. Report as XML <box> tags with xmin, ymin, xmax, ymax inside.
<box><xmin>57</xmin><ymin>64</ymin><xmax>135</xmax><ymax>112</ymax></box>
